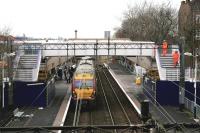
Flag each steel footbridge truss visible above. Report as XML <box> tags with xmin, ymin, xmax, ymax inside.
<box><xmin>14</xmin><ymin>40</ymin><xmax>156</xmax><ymax>57</ymax></box>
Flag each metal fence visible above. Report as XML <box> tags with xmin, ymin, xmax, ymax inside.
<box><xmin>184</xmin><ymin>97</ymin><xmax>200</xmax><ymax>118</ymax></box>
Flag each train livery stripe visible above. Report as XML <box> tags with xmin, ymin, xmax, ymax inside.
<box><xmin>108</xmin><ymin>68</ymin><xmax>141</xmax><ymax>116</ymax></box>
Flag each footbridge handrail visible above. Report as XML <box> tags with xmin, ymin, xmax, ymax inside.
<box><xmin>155</xmin><ymin>47</ymin><xmax>166</xmax><ymax>80</ymax></box>
<box><xmin>32</xmin><ymin>48</ymin><xmax>42</xmax><ymax>81</ymax></box>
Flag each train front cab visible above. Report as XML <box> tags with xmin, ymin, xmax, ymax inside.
<box><xmin>71</xmin><ymin>76</ymin><xmax>96</xmax><ymax>105</ymax></box>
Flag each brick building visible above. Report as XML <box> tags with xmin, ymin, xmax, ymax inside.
<box><xmin>178</xmin><ymin>0</ymin><xmax>200</xmax><ymax>52</ymax></box>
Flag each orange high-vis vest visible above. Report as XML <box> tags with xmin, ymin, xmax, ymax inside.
<box><xmin>162</xmin><ymin>42</ymin><xmax>168</xmax><ymax>49</ymax></box>
<box><xmin>173</xmin><ymin>52</ymin><xmax>179</xmax><ymax>62</ymax></box>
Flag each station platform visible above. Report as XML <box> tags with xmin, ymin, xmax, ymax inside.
<box><xmin>4</xmin><ymin>80</ymin><xmax>71</xmax><ymax>129</ymax></box>
<box><xmin>0</xmin><ymin>106</ymin><xmax>15</xmax><ymax>126</ymax></box>
<box><xmin>108</xmin><ymin>63</ymin><xmax>196</xmax><ymax>125</ymax></box>
<box><xmin>1</xmin><ymin>62</ymin><xmax>197</xmax><ymax>132</ymax></box>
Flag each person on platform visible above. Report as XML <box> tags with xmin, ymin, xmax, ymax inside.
<box><xmin>66</xmin><ymin>72</ymin><xmax>71</xmax><ymax>83</ymax></box>
<box><xmin>172</xmin><ymin>51</ymin><xmax>180</xmax><ymax>67</ymax></box>
<box><xmin>162</xmin><ymin>40</ymin><xmax>168</xmax><ymax>56</ymax></box>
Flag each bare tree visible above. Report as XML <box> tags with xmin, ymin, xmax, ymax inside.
<box><xmin>114</xmin><ymin>2</ymin><xmax>178</xmax><ymax>44</ymax></box>
<box><xmin>0</xmin><ymin>26</ymin><xmax>11</xmax><ymax>36</ymax></box>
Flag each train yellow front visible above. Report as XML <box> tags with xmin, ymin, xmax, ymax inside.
<box><xmin>71</xmin><ymin>57</ymin><xmax>96</xmax><ymax>101</ymax></box>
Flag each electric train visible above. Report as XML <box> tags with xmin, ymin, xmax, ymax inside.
<box><xmin>71</xmin><ymin>57</ymin><xmax>96</xmax><ymax>101</ymax></box>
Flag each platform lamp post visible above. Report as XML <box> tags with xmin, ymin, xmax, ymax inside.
<box><xmin>179</xmin><ymin>37</ymin><xmax>185</xmax><ymax>111</ymax></box>
<box><xmin>184</xmin><ymin>48</ymin><xmax>198</xmax><ymax>119</ymax></box>
<box><xmin>1</xmin><ymin>52</ymin><xmax>15</xmax><ymax>108</ymax></box>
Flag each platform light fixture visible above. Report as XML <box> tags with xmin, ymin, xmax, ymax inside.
<box><xmin>184</xmin><ymin>49</ymin><xmax>198</xmax><ymax>120</ymax></box>
<box><xmin>1</xmin><ymin>52</ymin><xmax>15</xmax><ymax>108</ymax></box>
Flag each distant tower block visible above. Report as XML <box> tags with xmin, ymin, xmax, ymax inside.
<box><xmin>75</xmin><ymin>30</ymin><xmax>78</xmax><ymax>39</ymax></box>
<box><xmin>104</xmin><ymin>31</ymin><xmax>110</xmax><ymax>39</ymax></box>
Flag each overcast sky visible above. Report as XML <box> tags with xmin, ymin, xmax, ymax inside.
<box><xmin>0</xmin><ymin>0</ymin><xmax>181</xmax><ymax>38</ymax></box>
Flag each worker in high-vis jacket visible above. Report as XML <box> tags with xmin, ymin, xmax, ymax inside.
<box><xmin>162</xmin><ymin>40</ymin><xmax>168</xmax><ymax>56</ymax></box>
<box><xmin>172</xmin><ymin>51</ymin><xmax>180</xmax><ymax>67</ymax></box>
<box><xmin>135</xmin><ymin>76</ymin><xmax>141</xmax><ymax>85</ymax></box>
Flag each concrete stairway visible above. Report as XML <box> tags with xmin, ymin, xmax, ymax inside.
<box><xmin>18</xmin><ymin>55</ymin><xmax>37</xmax><ymax>68</ymax></box>
<box><xmin>14</xmin><ymin>55</ymin><xmax>38</xmax><ymax>81</ymax></box>
<box><xmin>38</xmin><ymin>63</ymin><xmax>48</xmax><ymax>81</ymax></box>
<box><xmin>160</xmin><ymin>54</ymin><xmax>180</xmax><ymax>81</ymax></box>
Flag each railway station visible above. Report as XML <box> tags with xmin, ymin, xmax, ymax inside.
<box><xmin>0</xmin><ymin>37</ymin><xmax>199</xmax><ymax>133</ymax></box>
<box><xmin>1</xmin><ymin>0</ymin><xmax>200</xmax><ymax>133</ymax></box>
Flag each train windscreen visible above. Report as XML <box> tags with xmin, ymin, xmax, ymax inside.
<box><xmin>74</xmin><ymin>80</ymin><xmax>93</xmax><ymax>89</ymax></box>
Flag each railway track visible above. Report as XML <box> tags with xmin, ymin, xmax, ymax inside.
<box><xmin>64</xmin><ymin>67</ymin><xmax>141</xmax><ymax>133</ymax></box>
<box><xmin>103</xmin><ymin>69</ymin><xmax>141</xmax><ymax>124</ymax></box>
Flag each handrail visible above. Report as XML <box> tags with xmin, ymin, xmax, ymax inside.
<box><xmin>13</xmin><ymin>49</ymin><xmax>24</xmax><ymax>69</ymax></box>
<box><xmin>155</xmin><ymin>47</ymin><xmax>166</xmax><ymax>80</ymax></box>
<box><xmin>32</xmin><ymin>48</ymin><xmax>42</xmax><ymax>81</ymax></box>
<box><xmin>13</xmin><ymin>49</ymin><xmax>24</xmax><ymax>80</ymax></box>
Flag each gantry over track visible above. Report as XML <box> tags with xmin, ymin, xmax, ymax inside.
<box><xmin>14</xmin><ymin>39</ymin><xmax>156</xmax><ymax>56</ymax></box>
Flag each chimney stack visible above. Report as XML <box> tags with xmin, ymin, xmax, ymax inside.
<box><xmin>181</xmin><ymin>1</ymin><xmax>185</xmax><ymax>4</ymax></box>
<box><xmin>75</xmin><ymin>30</ymin><xmax>77</xmax><ymax>39</ymax></box>
<box><xmin>186</xmin><ymin>0</ymin><xmax>190</xmax><ymax>3</ymax></box>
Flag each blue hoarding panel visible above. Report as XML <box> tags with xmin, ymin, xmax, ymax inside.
<box><xmin>13</xmin><ymin>81</ymin><xmax>47</xmax><ymax>107</ymax></box>
<box><xmin>156</xmin><ymin>81</ymin><xmax>179</xmax><ymax>106</ymax></box>
<box><xmin>197</xmin><ymin>82</ymin><xmax>200</xmax><ymax>105</ymax></box>
<box><xmin>143</xmin><ymin>77</ymin><xmax>200</xmax><ymax>107</ymax></box>
<box><xmin>185</xmin><ymin>81</ymin><xmax>200</xmax><ymax>105</ymax></box>
<box><xmin>185</xmin><ymin>81</ymin><xmax>194</xmax><ymax>101</ymax></box>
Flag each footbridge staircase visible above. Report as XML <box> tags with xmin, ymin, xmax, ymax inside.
<box><xmin>13</xmin><ymin>47</ymin><xmax>42</xmax><ymax>82</ymax></box>
<box><xmin>155</xmin><ymin>45</ymin><xmax>181</xmax><ymax>81</ymax></box>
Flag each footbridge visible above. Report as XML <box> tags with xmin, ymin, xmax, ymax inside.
<box><xmin>13</xmin><ymin>39</ymin><xmax>182</xmax><ymax>82</ymax></box>
<box><xmin>15</xmin><ymin>39</ymin><xmax>156</xmax><ymax>57</ymax></box>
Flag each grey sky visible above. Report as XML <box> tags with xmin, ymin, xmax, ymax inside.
<box><xmin>0</xmin><ymin>0</ymin><xmax>181</xmax><ymax>38</ymax></box>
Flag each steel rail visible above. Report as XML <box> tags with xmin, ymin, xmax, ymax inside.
<box><xmin>102</xmin><ymin>70</ymin><xmax>131</xmax><ymax>125</ymax></box>
<box><xmin>73</xmin><ymin>78</ymin><xmax>86</xmax><ymax>127</ymax></box>
<box><xmin>89</xmin><ymin>105</ymin><xmax>94</xmax><ymax>133</ymax></box>
<box><xmin>96</xmin><ymin>71</ymin><xmax>115</xmax><ymax>127</ymax></box>
<box><xmin>72</xmin><ymin>99</ymin><xmax>83</xmax><ymax>133</ymax></box>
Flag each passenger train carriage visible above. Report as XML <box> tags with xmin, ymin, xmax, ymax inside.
<box><xmin>71</xmin><ymin>57</ymin><xmax>96</xmax><ymax>101</ymax></box>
